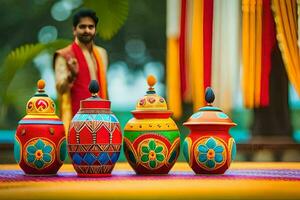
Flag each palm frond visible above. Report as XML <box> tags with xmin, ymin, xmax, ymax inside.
<box><xmin>0</xmin><ymin>39</ymin><xmax>71</xmax><ymax>102</ymax></box>
<box><xmin>6</xmin><ymin>66</ymin><xmax>40</xmax><ymax>118</ymax></box>
<box><xmin>84</xmin><ymin>0</ymin><xmax>129</xmax><ymax>40</ymax></box>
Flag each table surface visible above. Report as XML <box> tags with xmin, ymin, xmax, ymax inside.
<box><xmin>1</xmin><ymin>162</ymin><xmax>300</xmax><ymax>199</ymax></box>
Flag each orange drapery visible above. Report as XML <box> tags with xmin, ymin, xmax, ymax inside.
<box><xmin>190</xmin><ymin>0</ymin><xmax>205</xmax><ymax>112</ymax></box>
<box><xmin>93</xmin><ymin>47</ymin><xmax>108</xmax><ymax>100</ymax></box>
<box><xmin>166</xmin><ymin>0</ymin><xmax>206</xmax><ymax>118</ymax></box>
<box><xmin>242</xmin><ymin>0</ymin><xmax>264</xmax><ymax>108</ymax></box>
<box><xmin>166</xmin><ymin>0</ymin><xmax>182</xmax><ymax>119</ymax></box>
<box><xmin>166</xmin><ymin>37</ymin><xmax>182</xmax><ymax>118</ymax></box>
<box><xmin>272</xmin><ymin>0</ymin><xmax>300</xmax><ymax>97</ymax></box>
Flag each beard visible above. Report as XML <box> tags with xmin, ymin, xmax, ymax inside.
<box><xmin>77</xmin><ymin>33</ymin><xmax>95</xmax><ymax>44</ymax></box>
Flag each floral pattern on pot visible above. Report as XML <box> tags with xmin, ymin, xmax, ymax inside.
<box><xmin>14</xmin><ymin>136</ymin><xmax>22</xmax><ymax>164</ymax></box>
<box><xmin>58</xmin><ymin>138</ymin><xmax>67</xmax><ymax>163</ymax></box>
<box><xmin>194</xmin><ymin>137</ymin><xmax>226</xmax><ymax>171</ymax></box>
<box><xmin>139</xmin><ymin>139</ymin><xmax>167</xmax><ymax>169</ymax></box>
<box><xmin>24</xmin><ymin>138</ymin><xmax>55</xmax><ymax>170</ymax></box>
<box><xmin>183</xmin><ymin>137</ymin><xmax>192</xmax><ymax>164</ymax></box>
<box><xmin>228</xmin><ymin>137</ymin><xmax>236</xmax><ymax>164</ymax></box>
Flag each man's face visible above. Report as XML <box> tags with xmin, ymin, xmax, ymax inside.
<box><xmin>73</xmin><ymin>17</ymin><xmax>96</xmax><ymax>44</ymax></box>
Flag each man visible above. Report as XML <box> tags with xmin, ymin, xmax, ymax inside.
<box><xmin>53</xmin><ymin>9</ymin><xmax>108</xmax><ymax>132</ymax></box>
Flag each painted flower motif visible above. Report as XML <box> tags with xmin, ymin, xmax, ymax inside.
<box><xmin>230</xmin><ymin>139</ymin><xmax>237</xmax><ymax>161</ymax></box>
<box><xmin>141</xmin><ymin>140</ymin><xmax>165</xmax><ymax>168</ymax></box>
<box><xmin>198</xmin><ymin>137</ymin><xmax>224</xmax><ymax>169</ymax></box>
<box><xmin>216</xmin><ymin>112</ymin><xmax>229</xmax><ymax>119</ymax></box>
<box><xmin>139</xmin><ymin>98</ymin><xmax>146</xmax><ymax>106</ymax></box>
<box><xmin>159</xmin><ymin>98</ymin><xmax>165</xmax><ymax>103</ymax></box>
<box><xmin>147</xmin><ymin>97</ymin><xmax>156</xmax><ymax>104</ymax></box>
<box><xmin>27</xmin><ymin>101</ymin><xmax>33</xmax><ymax>110</ymax></box>
<box><xmin>35</xmin><ymin>99</ymin><xmax>49</xmax><ymax>111</ymax></box>
<box><xmin>191</xmin><ymin>112</ymin><xmax>203</xmax><ymax>119</ymax></box>
<box><xmin>26</xmin><ymin>139</ymin><xmax>53</xmax><ymax>169</ymax></box>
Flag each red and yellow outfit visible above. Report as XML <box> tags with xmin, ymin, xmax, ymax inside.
<box><xmin>53</xmin><ymin>41</ymin><xmax>108</xmax><ymax>133</ymax></box>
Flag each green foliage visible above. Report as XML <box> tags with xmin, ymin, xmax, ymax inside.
<box><xmin>0</xmin><ymin>39</ymin><xmax>70</xmax><ymax>102</ymax></box>
<box><xmin>84</xmin><ymin>0</ymin><xmax>129</xmax><ymax>40</ymax></box>
<box><xmin>0</xmin><ymin>39</ymin><xmax>71</xmax><ymax>128</ymax></box>
<box><xmin>0</xmin><ymin>0</ymin><xmax>129</xmax><ymax>128</ymax></box>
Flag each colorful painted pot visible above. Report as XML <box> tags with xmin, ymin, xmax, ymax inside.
<box><xmin>68</xmin><ymin>80</ymin><xmax>122</xmax><ymax>177</ymax></box>
<box><xmin>14</xmin><ymin>80</ymin><xmax>66</xmax><ymax>175</ymax></box>
<box><xmin>124</xmin><ymin>75</ymin><xmax>180</xmax><ymax>174</ymax></box>
<box><xmin>183</xmin><ymin>87</ymin><xmax>237</xmax><ymax>174</ymax></box>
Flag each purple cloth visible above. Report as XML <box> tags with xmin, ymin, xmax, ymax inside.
<box><xmin>1</xmin><ymin>169</ymin><xmax>300</xmax><ymax>182</ymax></box>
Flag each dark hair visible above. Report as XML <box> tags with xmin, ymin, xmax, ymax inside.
<box><xmin>72</xmin><ymin>9</ymin><xmax>99</xmax><ymax>27</ymax></box>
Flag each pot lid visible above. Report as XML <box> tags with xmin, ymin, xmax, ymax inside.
<box><xmin>79</xmin><ymin>80</ymin><xmax>111</xmax><ymax>110</ymax></box>
<box><xmin>25</xmin><ymin>80</ymin><xmax>56</xmax><ymax>116</ymax></box>
<box><xmin>183</xmin><ymin>87</ymin><xmax>236</xmax><ymax>126</ymax></box>
<box><xmin>132</xmin><ymin>75</ymin><xmax>172</xmax><ymax>119</ymax></box>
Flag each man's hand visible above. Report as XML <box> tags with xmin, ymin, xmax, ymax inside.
<box><xmin>67</xmin><ymin>58</ymin><xmax>79</xmax><ymax>83</ymax></box>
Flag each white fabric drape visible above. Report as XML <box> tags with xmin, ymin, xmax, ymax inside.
<box><xmin>211</xmin><ymin>0</ymin><xmax>242</xmax><ymax>112</ymax></box>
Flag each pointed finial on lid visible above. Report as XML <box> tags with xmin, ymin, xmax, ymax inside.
<box><xmin>205</xmin><ymin>87</ymin><xmax>215</xmax><ymax>105</ymax></box>
<box><xmin>37</xmin><ymin>79</ymin><xmax>45</xmax><ymax>93</ymax></box>
<box><xmin>147</xmin><ymin>75</ymin><xmax>156</xmax><ymax>93</ymax></box>
<box><xmin>89</xmin><ymin>80</ymin><xmax>99</xmax><ymax>97</ymax></box>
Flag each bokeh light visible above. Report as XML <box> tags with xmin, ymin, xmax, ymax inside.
<box><xmin>38</xmin><ymin>25</ymin><xmax>58</xmax><ymax>43</ymax></box>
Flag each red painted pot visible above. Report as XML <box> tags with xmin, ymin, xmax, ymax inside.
<box><xmin>14</xmin><ymin>80</ymin><xmax>66</xmax><ymax>175</ymax></box>
<box><xmin>68</xmin><ymin>80</ymin><xmax>122</xmax><ymax>177</ymax></box>
<box><xmin>183</xmin><ymin>87</ymin><xmax>237</xmax><ymax>174</ymax></box>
